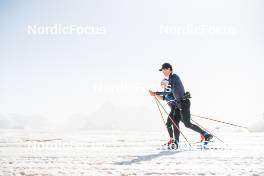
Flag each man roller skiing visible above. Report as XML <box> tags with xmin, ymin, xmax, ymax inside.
<box><xmin>149</xmin><ymin>63</ymin><xmax>213</xmax><ymax>146</ymax></box>
<box><xmin>155</xmin><ymin>78</ymin><xmax>181</xmax><ymax>147</ymax></box>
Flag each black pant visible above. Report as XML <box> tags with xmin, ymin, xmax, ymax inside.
<box><xmin>166</xmin><ymin>104</ymin><xmax>181</xmax><ymax>142</ymax></box>
<box><xmin>166</xmin><ymin>99</ymin><xmax>205</xmax><ymax>142</ymax></box>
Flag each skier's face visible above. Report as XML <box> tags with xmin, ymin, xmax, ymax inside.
<box><xmin>162</xmin><ymin>68</ymin><xmax>172</xmax><ymax>77</ymax></box>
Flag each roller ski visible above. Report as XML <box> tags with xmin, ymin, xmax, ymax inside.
<box><xmin>201</xmin><ymin>132</ymin><xmax>213</xmax><ymax>146</ymax></box>
<box><xmin>163</xmin><ymin>138</ymin><xmax>178</xmax><ymax>150</ymax></box>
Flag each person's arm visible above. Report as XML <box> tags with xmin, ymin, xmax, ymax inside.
<box><xmin>156</xmin><ymin>76</ymin><xmax>179</xmax><ymax>100</ymax></box>
<box><xmin>155</xmin><ymin>91</ymin><xmax>171</xmax><ymax>96</ymax></box>
<box><xmin>149</xmin><ymin>90</ymin><xmax>165</xmax><ymax>100</ymax></box>
<box><xmin>156</xmin><ymin>95</ymin><xmax>164</xmax><ymax>101</ymax></box>
<box><xmin>149</xmin><ymin>90</ymin><xmax>165</xmax><ymax>101</ymax></box>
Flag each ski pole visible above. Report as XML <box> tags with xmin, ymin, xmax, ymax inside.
<box><xmin>191</xmin><ymin>119</ymin><xmax>225</xmax><ymax>143</ymax></box>
<box><xmin>155</xmin><ymin>97</ymin><xmax>191</xmax><ymax>146</ymax></box>
<box><xmin>153</xmin><ymin>97</ymin><xmax>170</xmax><ymax>137</ymax></box>
<box><xmin>191</xmin><ymin>114</ymin><xmax>248</xmax><ymax>129</ymax></box>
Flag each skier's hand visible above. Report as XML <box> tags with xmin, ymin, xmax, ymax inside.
<box><xmin>149</xmin><ymin>90</ymin><xmax>156</xmax><ymax>96</ymax></box>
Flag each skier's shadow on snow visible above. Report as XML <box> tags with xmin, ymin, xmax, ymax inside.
<box><xmin>114</xmin><ymin>150</ymin><xmax>183</xmax><ymax>165</ymax></box>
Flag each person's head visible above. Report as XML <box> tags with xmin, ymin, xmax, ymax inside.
<box><xmin>159</xmin><ymin>63</ymin><xmax>173</xmax><ymax>77</ymax></box>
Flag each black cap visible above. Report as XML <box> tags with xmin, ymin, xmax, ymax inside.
<box><xmin>159</xmin><ymin>63</ymin><xmax>172</xmax><ymax>71</ymax></box>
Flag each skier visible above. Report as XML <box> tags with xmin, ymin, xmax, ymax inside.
<box><xmin>149</xmin><ymin>63</ymin><xmax>213</xmax><ymax>146</ymax></box>
<box><xmin>154</xmin><ymin>78</ymin><xmax>181</xmax><ymax>146</ymax></box>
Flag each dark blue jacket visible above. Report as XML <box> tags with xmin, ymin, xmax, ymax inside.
<box><xmin>156</xmin><ymin>73</ymin><xmax>185</xmax><ymax>101</ymax></box>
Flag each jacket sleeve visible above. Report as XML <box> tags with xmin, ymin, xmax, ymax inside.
<box><xmin>155</xmin><ymin>91</ymin><xmax>171</xmax><ymax>96</ymax></box>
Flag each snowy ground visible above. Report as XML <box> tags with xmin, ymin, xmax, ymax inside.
<box><xmin>0</xmin><ymin>130</ymin><xmax>263</xmax><ymax>176</ymax></box>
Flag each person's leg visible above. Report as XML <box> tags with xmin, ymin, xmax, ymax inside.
<box><xmin>166</xmin><ymin>117</ymin><xmax>173</xmax><ymax>138</ymax></box>
<box><xmin>172</xmin><ymin>108</ymin><xmax>181</xmax><ymax>143</ymax></box>
<box><xmin>166</xmin><ymin>104</ymin><xmax>176</xmax><ymax>139</ymax></box>
<box><xmin>180</xmin><ymin>99</ymin><xmax>205</xmax><ymax>134</ymax></box>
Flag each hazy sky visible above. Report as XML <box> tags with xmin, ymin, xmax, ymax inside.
<box><xmin>0</xmin><ymin>0</ymin><xmax>263</xmax><ymax>128</ymax></box>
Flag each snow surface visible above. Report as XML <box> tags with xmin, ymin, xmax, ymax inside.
<box><xmin>0</xmin><ymin>130</ymin><xmax>263</xmax><ymax>176</ymax></box>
